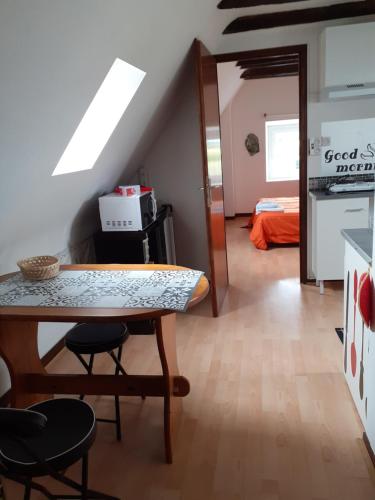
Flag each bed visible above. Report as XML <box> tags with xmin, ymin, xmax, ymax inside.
<box><xmin>249</xmin><ymin>196</ymin><xmax>300</xmax><ymax>250</ymax></box>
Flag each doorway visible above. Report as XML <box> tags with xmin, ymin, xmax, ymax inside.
<box><xmin>215</xmin><ymin>45</ymin><xmax>308</xmax><ymax>283</ymax></box>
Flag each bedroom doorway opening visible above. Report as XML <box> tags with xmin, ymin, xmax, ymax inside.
<box><xmin>214</xmin><ymin>45</ymin><xmax>307</xmax><ymax>282</ymax></box>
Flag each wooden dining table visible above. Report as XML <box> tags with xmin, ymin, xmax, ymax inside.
<box><xmin>0</xmin><ymin>263</ymin><xmax>209</xmax><ymax>464</ymax></box>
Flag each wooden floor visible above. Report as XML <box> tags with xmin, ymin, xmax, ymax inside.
<box><xmin>8</xmin><ymin>217</ymin><xmax>375</xmax><ymax>499</ymax></box>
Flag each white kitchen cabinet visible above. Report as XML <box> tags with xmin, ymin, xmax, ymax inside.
<box><xmin>343</xmin><ymin>240</ymin><xmax>375</xmax><ymax>457</ymax></box>
<box><xmin>311</xmin><ymin>194</ymin><xmax>370</xmax><ymax>291</ymax></box>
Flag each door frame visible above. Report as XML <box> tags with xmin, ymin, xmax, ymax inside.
<box><xmin>214</xmin><ymin>44</ymin><xmax>308</xmax><ymax>284</ymax></box>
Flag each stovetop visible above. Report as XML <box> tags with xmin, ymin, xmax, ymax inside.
<box><xmin>328</xmin><ymin>181</ymin><xmax>375</xmax><ymax>193</ymax></box>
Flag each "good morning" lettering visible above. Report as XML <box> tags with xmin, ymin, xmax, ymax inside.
<box><xmin>324</xmin><ymin>145</ymin><xmax>375</xmax><ymax>173</ymax></box>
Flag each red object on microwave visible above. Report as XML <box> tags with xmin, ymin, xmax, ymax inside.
<box><xmin>114</xmin><ymin>185</ymin><xmax>153</xmax><ymax>196</ymax></box>
<box><xmin>126</xmin><ymin>187</ymin><xmax>136</xmax><ymax>196</ymax></box>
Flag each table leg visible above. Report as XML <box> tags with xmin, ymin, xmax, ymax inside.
<box><xmin>0</xmin><ymin>320</ymin><xmax>47</xmax><ymax>407</ymax></box>
<box><xmin>155</xmin><ymin>313</ymin><xmax>183</xmax><ymax>464</ymax></box>
<box><xmin>0</xmin><ymin>316</ymin><xmax>190</xmax><ymax>462</ymax></box>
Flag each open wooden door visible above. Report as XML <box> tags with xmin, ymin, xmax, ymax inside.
<box><xmin>194</xmin><ymin>39</ymin><xmax>229</xmax><ymax>317</ymax></box>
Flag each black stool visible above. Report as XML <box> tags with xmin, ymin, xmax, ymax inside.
<box><xmin>0</xmin><ymin>398</ymin><xmax>119</xmax><ymax>499</ymax></box>
<box><xmin>65</xmin><ymin>323</ymin><xmax>129</xmax><ymax>441</ymax></box>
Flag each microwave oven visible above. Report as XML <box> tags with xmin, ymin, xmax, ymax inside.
<box><xmin>99</xmin><ymin>192</ymin><xmax>157</xmax><ymax>231</ymax></box>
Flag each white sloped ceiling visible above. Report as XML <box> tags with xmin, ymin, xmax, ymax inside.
<box><xmin>0</xmin><ymin>0</ymin><xmax>235</xmax><ymax>273</ymax></box>
<box><xmin>217</xmin><ymin>62</ymin><xmax>244</xmax><ymax>114</ymax></box>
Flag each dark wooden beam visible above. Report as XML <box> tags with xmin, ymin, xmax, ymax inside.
<box><xmin>238</xmin><ymin>57</ymin><xmax>299</xmax><ymax>69</ymax></box>
<box><xmin>236</xmin><ymin>54</ymin><xmax>298</xmax><ymax>67</ymax></box>
<box><xmin>243</xmin><ymin>71</ymin><xmax>299</xmax><ymax>79</ymax></box>
<box><xmin>215</xmin><ymin>44</ymin><xmax>303</xmax><ymax>63</ymax></box>
<box><xmin>246</xmin><ymin>61</ymin><xmax>299</xmax><ymax>72</ymax></box>
<box><xmin>223</xmin><ymin>1</ymin><xmax>375</xmax><ymax>33</ymax></box>
<box><xmin>241</xmin><ymin>63</ymin><xmax>299</xmax><ymax>79</ymax></box>
<box><xmin>236</xmin><ymin>55</ymin><xmax>298</xmax><ymax>68</ymax></box>
<box><xmin>218</xmin><ymin>0</ymin><xmax>308</xmax><ymax>8</ymax></box>
<box><xmin>235</xmin><ymin>53</ymin><xmax>299</xmax><ymax>63</ymax></box>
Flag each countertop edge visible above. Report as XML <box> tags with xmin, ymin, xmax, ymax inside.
<box><xmin>341</xmin><ymin>228</ymin><xmax>372</xmax><ymax>265</ymax></box>
<box><xmin>310</xmin><ymin>190</ymin><xmax>374</xmax><ymax>200</ymax></box>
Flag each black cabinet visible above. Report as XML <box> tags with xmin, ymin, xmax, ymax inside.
<box><xmin>94</xmin><ymin>205</ymin><xmax>175</xmax><ymax>265</ymax></box>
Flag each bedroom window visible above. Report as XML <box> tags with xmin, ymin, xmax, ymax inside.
<box><xmin>265</xmin><ymin>119</ymin><xmax>299</xmax><ymax>182</ymax></box>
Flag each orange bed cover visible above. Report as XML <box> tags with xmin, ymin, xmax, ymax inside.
<box><xmin>249</xmin><ymin>196</ymin><xmax>299</xmax><ymax>250</ymax></box>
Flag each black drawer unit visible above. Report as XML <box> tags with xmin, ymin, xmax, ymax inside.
<box><xmin>94</xmin><ymin>204</ymin><xmax>175</xmax><ymax>265</ymax></box>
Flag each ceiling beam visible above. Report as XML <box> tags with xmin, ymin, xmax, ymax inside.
<box><xmin>240</xmin><ymin>64</ymin><xmax>299</xmax><ymax>79</ymax></box>
<box><xmin>242</xmin><ymin>71</ymin><xmax>299</xmax><ymax>79</ymax></box>
<box><xmin>218</xmin><ymin>0</ymin><xmax>308</xmax><ymax>8</ymax></box>
<box><xmin>244</xmin><ymin>61</ymin><xmax>299</xmax><ymax>70</ymax></box>
<box><xmin>223</xmin><ymin>1</ymin><xmax>375</xmax><ymax>33</ymax></box>
<box><xmin>236</xmin><ymin>54</ymin><xmax>298</xmax><ymax>66</ymax></box>
<box><xmin>237</xmin><ymin>56</ymin><xmax>299</xmax><ymax>68</ymax></box>
<box><xmin>215</xmin><ymin>44</ymin><xmax>304</xmax><ymax>63</ymax></box>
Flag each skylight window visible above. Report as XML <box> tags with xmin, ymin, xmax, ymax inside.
<box><xmin>52</xmin><ymin>58</ymin><xmax>146</xmax><ymax>176</ymax></box>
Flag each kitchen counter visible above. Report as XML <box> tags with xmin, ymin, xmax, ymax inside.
<box><xmin>341</xmin><ymin>228</ymin><xmax>373</xmax><ymax>265</ymax></box>
<box><xmin>342</xmin><ymin>232</ymin><xmax>375</xmax><ymax>460</ymax></box>
<box><xmin>309</xmin><ymin>189</ymin><xmax>374</xmax><ymax>201</ymax></box>
<box><xmin>311</xmin><ymin>193</ymin><xmax>370</xmax><ymax>289</ymax></box>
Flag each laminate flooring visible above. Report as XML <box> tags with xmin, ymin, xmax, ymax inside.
<box><xmin>8</xmin><ymin>218</ymin><xmax>375</xmax><ymax>499</ymax></box>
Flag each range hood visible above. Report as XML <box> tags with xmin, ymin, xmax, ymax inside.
<box><xmin>320</xmin><ymin>22</ymin><xmax>375</xmax><ymax>100</ymax></box>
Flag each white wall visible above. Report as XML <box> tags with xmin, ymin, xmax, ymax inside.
<box><xmin>217</xmin><ymin>62</ymin><xmax>244</xmax><ymax>114</ymax></box>
<box><xmin>140</xmin><ymin>51</ymin><xmax>210</xmax><ymax>276</ymax></box>
<box><xmin>309</xmin><ymin>99</ymin><xmax>375</xmax><ymax>178</ymax></box>
<box><xmin>219</xmin><ymin>76</ymin><xmax>299</xmax><ymax>215</ymax></box>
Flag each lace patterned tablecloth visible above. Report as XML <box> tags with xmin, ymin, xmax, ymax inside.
<box><xmin>0</xmin><ymin>270</ymin><xmax>204</xmax><ymax>312</ymax></box>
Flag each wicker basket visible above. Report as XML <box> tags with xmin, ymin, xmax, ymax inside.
<box><xmin>17</xmin><ymin>255</ymin><xmax>60</xmax><ymax>280</ymax></box>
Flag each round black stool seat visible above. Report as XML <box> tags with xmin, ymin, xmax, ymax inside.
<box><xmin>65</xmin><ymin>323</ymin><xmax>128</xmax><ymax>354</ymax></box>
<box><xmin>0</xmin><ymin>398</ymin><xmax>96</xmax><ymax>477</ymax></box>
